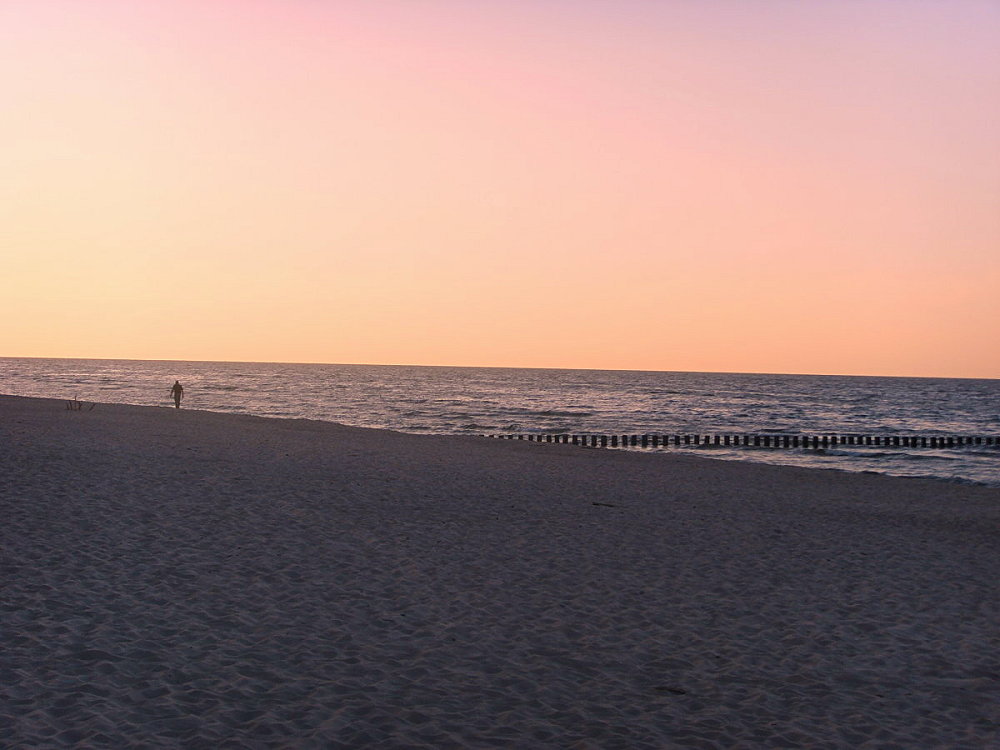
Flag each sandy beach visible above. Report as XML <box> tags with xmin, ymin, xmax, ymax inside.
<box><xmin>1</xmin><ymin>394</ymin><xmax>997</xmax><ymax>748</ymax></box>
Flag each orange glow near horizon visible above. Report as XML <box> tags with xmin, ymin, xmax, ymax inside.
<box><xmin>2</xmin><ymin>1</ymin><xmax>998</xmax><ymax>378</ymax></box>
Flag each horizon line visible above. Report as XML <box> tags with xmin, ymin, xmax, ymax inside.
<box><xmin>1</xmin><ymin>354</ymin><xmax>996</xmax><ymax>382</ymax></box>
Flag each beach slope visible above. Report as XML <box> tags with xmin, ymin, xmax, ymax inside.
<box><xmin>1</xmin><ymin>395</ymin><xmax>998</xmax><ymax>748</ymax></box>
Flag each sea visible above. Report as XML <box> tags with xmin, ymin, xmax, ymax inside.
<box><xmin>2</xmin><ymin>357</ymin><xmax>998</xmax><ymax>487</ymax></box>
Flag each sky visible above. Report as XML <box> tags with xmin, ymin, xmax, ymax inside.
<box><xmin>2</xmin><ymin>0</ymin><xmax>998</xmax><ymax>378</ymax></box>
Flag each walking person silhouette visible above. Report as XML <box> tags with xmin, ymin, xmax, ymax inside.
<box><xmin>170</xmin><ymin>380</ymin><xmax>184</xmax><ymax>409</ymax></box>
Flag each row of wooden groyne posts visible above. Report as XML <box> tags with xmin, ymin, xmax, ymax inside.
<box><xmin>486</xmin><ymin>433</ymin><xmax>998</xmax><ymax>450</ymax></box>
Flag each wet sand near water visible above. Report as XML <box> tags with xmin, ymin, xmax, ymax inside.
<box><xmin>1</xmin><ymin>394</ymin><xmax>998</xmax><ymax>748</ymax></box>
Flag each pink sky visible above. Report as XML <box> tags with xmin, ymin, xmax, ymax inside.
<box><xmin>2</xmin><ymin>0</ymin><xmax>998</xmax><ymax>377</ymax></box>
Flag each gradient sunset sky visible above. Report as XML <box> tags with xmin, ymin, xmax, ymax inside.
<box><xmin>3</xmin><ymin>1</ymin><xmax>998</xmax><ymax>378</ymax></box>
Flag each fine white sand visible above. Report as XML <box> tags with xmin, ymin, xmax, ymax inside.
<box><xmin>1</xmin><ymin>394</ymin><xmax>998</xmax><ymax>748</ymax></box>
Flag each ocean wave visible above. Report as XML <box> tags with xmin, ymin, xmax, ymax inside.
<box><xmin>962</xmin><ymin>448</ymin><xmax>1000</xmax><ymax>457</ymax></box>
<box><xmin>792</xmin><ymin>448</ymin><xmax>961</xmax><ymax>462</ymax></box>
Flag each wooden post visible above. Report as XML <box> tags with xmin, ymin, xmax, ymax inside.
<box><xmin>651</xmin><ymin>434</ymin><xmax>659</xmax><ymax>448</ymax></box>
<box><xmin>601</xmin><ymin>435</ymin><xmax>608</xmax><ymax>447</ymax></box>
<box><xmin>610</xmin><ymin>435</ymin><xmax>618</xmax><ymax>447</ymax></box>
<box><xmin>641</xmin><ymin>434</ymin><xmax>649</xmax><ymax>448</ymax></box>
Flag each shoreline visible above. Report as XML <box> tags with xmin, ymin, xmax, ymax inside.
<box><xmin>8</xmin><ymin>390</ymin><xmax>1000</xmax><ymax>489</ymax></box>
<box><xmin>2</xmin><ymin>394</ymin><xmax>998</xmax><ymax>747</ymax></box>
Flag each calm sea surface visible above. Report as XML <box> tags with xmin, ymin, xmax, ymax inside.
<box><xmin>2</xmin><ymin>357</ymin><xmax>998</xmax><ymax>487</ymax></box>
